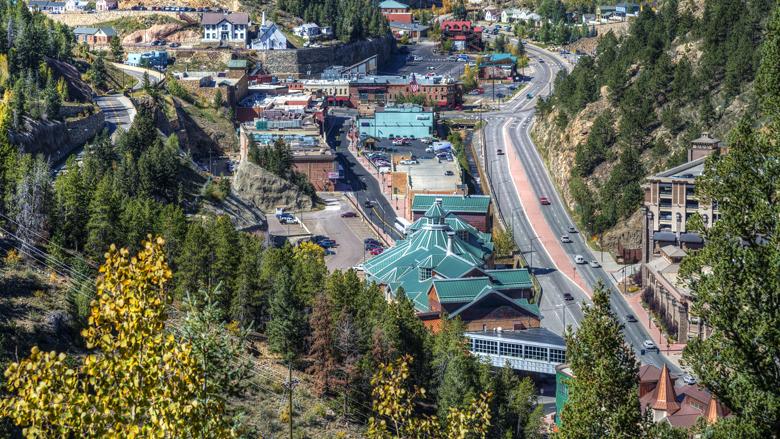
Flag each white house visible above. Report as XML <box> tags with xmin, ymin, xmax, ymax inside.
<box><xmin>250</xmin><ymin>12</ymin><xmax>287</xmax><ymax>50</ymax></box>
<box><xmin>95</xmin><ymin>0</ymin><xmax>116</xmax><ymax>12</ymax></box>
<box><xmin>484</xmin><ymin>7</ymin><xmax>500</xmax><ymax>22</ymax></box>
<box><xmin>201</xmin><ymin>12</ymin><xmax>250</xmax><ymax>44</ymax></box>
<box><xmin>294</xmin><ymin>23</ymin><xmax>321</xmax><ymax>40</ymax></box>
<box><xmin>27</xmin><ymin>1</ymin><xmax>66</xmax><ymax>13</ymax></box>
<box><xmin>64</xmin><ymin>0</ymin><xmax>88</xmax><ymax>12</ymax></box>
<box><xmin>501</xmin><ymin>8</ymin><xmax>541</xmax><ymax>24</ymax></box>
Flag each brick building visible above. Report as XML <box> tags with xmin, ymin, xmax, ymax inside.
<box><xmin>440</xmin><ymin>20</ymin><xmax>484</xmax><ymax>51</ymax></box>
<box><xmin>410</xmin><ymin>194</ymin><xmax>492</xmax><ymax>232</ymax></box>
<box><xmin>379</xmin><ymin>0</ymin><xmax>413</xmax><ymax>24</ymax></box>
<box><xmin>349</xmin><ymin>74</ymin><xmax>462</xmax><ymax>114</ymax></box>
<box><xmin>73</xmin><ymin>27</ymin><xmax>117</xmax><ymax>48</ymax></box>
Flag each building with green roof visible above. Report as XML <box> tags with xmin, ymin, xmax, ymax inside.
<box><xmin>410</xmin><ymin>194</ymin><xmax>492</xmax><ymax>232</ymax></box>
<box><xmin>363</xmin><ymin>198</ymin><xmax>538</xmax><ymax>332</ymax></box>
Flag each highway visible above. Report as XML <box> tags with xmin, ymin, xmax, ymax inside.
<box><xmin>482</xmin><ymin>45</ymin><xmax>681</xmax><ymax>373</ymax></box>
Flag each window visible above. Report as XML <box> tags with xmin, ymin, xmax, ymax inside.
<box><xmin>419</xmin><ymin>267</ymin><xmax>432</xmax><ymax>281</ymax></box>
<box><xmin>549</xmin><ymin>349</ymin><xmax>566</xmax><ymax>363</ymax></box>
<box><xmin>524</xmin><ymin>345</ymin><xmax>547</xmax><ymax>361</ymax></box>
<box><xmin>473</xmin><ymin>339</ymin><xmax>497</xmax><ymax>355</ymax></box>
<box><xmin>500</xmin><ymin>342</ymin><xmax>523</xmax><ymax>358</ymax></box>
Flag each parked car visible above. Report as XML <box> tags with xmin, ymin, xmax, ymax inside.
<box><xmin>539</xmin><ymin>196</ymin><xmax>550</xmax><ymax>205</ymax></box>
<box><xmin>427</xmin><ymin>65</ymin><xmax>436</xmax><ymax>70</ymax></box>
<box><xmin>563</xmin><ymin>293</ymin><xmax>574</xmax><ymax>301</ymax></box>
<box><xmin>589</xmin><ymin>260</ymin><xmax>601</xmax><ymax>268</ymax></box>
<box><xmin>626</xmin><ymin>314</ymin><xmax>638</xmax><ymax>323</ymax></box>
<box><xmin>560</xmin><ymin>235</ymin><xmax>572</xmax><ymax>243</ymax></box>
<box><xmin>341</xmin><ymin>211</ymin><xmax>358</xmax><ymax>218</ymax></box>
<box><xmin>169</xmin><ymin>42</ymin><xmax>180</xmax><ymax>48</ymax></box>
<box><xmin>364</xmin><ymin>237</ymin><xmax>381</xmax><ymax>245</ymax></box>
<box><xmin>318</xmin><ymin>239</ymin><xmax>337</xmax><ymax>248</ymax></box>
<box><xmin>399</xmin><ymin>159</ymin><xmax>418</xmax><ymax>165</ymax></box>
<box><xmin>643</xmin><ymin>340</ymin><xmax>657</xmax><ymax>351</ymax></box>
<box><xmin>682</xmin><ymin>374</ymin><xmax>697</xmax><ymax>385</ymax></box>
<box><xmin>392</xmin><ymin>139</ymin><xmax>404</xmax><ymax>145</ymax></box>
<box><xmin>497</xmin><ymin>149</ymin><xmax>504</xmax><ymax>155</ymax></box>
<box><xmin>468</xmin><ymin>89</ymin><xmax>481</xmax><ymax>96</ymax></box>
<box><xmin>369</xmin><ymin>247</ymin><xmax>384</xmax><ymax>256</ymax></box>
<box><xmin>444</xmin><ymin>170</ymin><xmax>455</xmax><ymax>176</ymax></box>
<box><xmin>574</xmin><ymin>255</ymin><xmax>586</xmax><ymax>264</ymax></box>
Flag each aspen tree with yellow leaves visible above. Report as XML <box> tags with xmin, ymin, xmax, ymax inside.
<box><xmin>0</xmin><ymin>237</ymin><xmax>236</xmax><ymax>438</ymax></box>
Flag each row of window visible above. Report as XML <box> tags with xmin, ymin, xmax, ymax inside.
<box><xmin>470</xmin><ymin>339</ymin><xmax>566</xmax><ymax>363</ymax></box>
<box><xmin>204</xmin><ymin>32</ymin><xmax>245</xmax><ymax>40</ymax></box>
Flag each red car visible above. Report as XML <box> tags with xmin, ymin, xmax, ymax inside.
<box><xmin>341</xmin><ymin>211</ymin><xmax>358</xmax><ymax>218</ymax></box>
<box><xmin>369</xmin><ymin>247</ymin><xmax>384</xmax><ymax>256</ymax></box>
<box><xmin>539</xmin><ymin>196</ymin><xmax>551</xmax><ymax>205</ymax></box>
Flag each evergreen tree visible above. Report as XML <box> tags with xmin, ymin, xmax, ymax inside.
<box><xmin>680</xmin><ymin>115</ymin><xmax>780</xmax><ymax>434</ymax></box>
<box><xmin>230</xmin><ymin>233</ymin><xmax>264</xmax><ymax>326</ymax></box>
<box><xmin>52</xmin><ymin>156</ymin><xmax>88</xmax><ymax>251</ymax></box>
<box><xmin>88</xmin><ymin>52</ymin><xmax>107</xmax><ymax>90</ymax></box>
<box><xmin>558</xmin><ymin>283</ymin><xmax>644</xmax><ymax>437</ymax></box>
<box><xmin>175</xmin><ymin>220</ymin><xmax>213</xmax><ymax>300</ymax></box>
<box><xmin>85</xmin><ymin>175</ymin><xmax>118</xmax><ymax>260</ymax></box>
<box><xmin>267</xmin><ymin>267</ymin><xmax>307</xmax><ymax>362</ymax></box>
<box><xmin>486</xmin><ymin>367</ymin><xmax>543</xmax><ymax>439</ymax></box>
<box><xmin>42</xmin><ymin>76</ymin><xmax>60</xmax><ymax>120</ymax></box>
<box><xmin>432</xmin><ymin>318</ymin><xmax>480</xmax><ymax>420</ymax></box>
<box><xmin>381</xmin><ymin>289</ymin><xmax>432</xmax><ymax>390</ymax></box>
<box><xmin>110</xmin><ymin>35</ymin><xmax>123</xmax><ymax>61</ymax></box>
<box><xmin>13</xmin><ymin>155</ymin><xmax>52</xmax><ymax>253</ymax></box>
<box><xmin>210</xmin><ymin>215</ymin><xmax>240</xmax><ymax>312</ymax></box>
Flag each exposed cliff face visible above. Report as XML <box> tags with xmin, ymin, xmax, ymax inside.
<box><xmin>232</xmin><ymin>160</ymin><xmax>313</xmax><ymax>211</ymax></box>
<box><xmin>10</xmin><ymin>110</ymin><xmax>105</xmax><ymax>164</ymax></box>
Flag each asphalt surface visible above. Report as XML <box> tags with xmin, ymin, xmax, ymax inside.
<box><xmin>95</xmin><ymin>94</ymin><xmax>136</xmax><ymax>134</ymax></box>
<box><xmin>382</xmin><ymin>41</ymin><xmax>466</xmax><ymax>79</ymax></box>
<box><xmin>482</xmin><ymin>45</ymin><xmax>681</xmax><ymax>373</ymax></box>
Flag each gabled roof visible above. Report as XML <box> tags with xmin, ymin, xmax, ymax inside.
<box><xmin>411</xmin><ymin>194</ymin><xmax>491</xmax><ymax>214</ymax></box>
<box><xmin>449</xmin><ymin>289</ymin><xmax>539</xmax><ymax>319</ymax></box>
<box><xmin>379</xmin><ymin>0</ymin><xmax>410</xmax><ymax>9</ymax></box>
<box><xmin>201</xmin><ymin>12</ymin><xmax>249</xmax><ymax>25</ymax></box>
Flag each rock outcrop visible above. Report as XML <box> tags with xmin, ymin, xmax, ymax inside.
<box><xmin>232</xmin><ymin>160</ymin><xmax>314</xmax><ymax>212</ymax></box>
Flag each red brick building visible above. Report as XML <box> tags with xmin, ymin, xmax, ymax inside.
<box><xmin>410</xmin><ymin>194</ymin><xmax>492</xmax><ymax>232</ymax></box>
<box><xmin>440</xmin><ymin>20</ymin><xmax>484</xmax><ymax>52</ymax></box>
<box><xmin>379</xmin><ymin>0</ymin><xmax>413</xmax><ymax>24</ymax></box>
<box><xmin>349</xmin><ymin>75</ymin><xmax>462</xmax><ymax>113</ymax></box>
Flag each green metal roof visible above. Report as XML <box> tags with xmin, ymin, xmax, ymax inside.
<box><xmin>485</xmin><ymin>269</ymin><xmax>533</xmax><ymax>288</ymax></box>
<box><xmin>449</xmin><ymin>289</ymin><xmax>540</xmax><ymax>319</ymax></box>
<box><xmin>433</xmin><ymin>277</ymin><xmax>492</xmax><ymax>303</ymax></box>
<box><xmin>424</xmin><ymin>199</ymin><xmax>447</xmax><ymax>220</ymax></box>
<box><xmin>379</xmin><ymin>0</ymin><xmax>410</xmax><ymax>9</ymax></box>
<box><xmin>412</xmin><ymin>195</ymin><xmax>491</xmax><ymax>214</ymax></box>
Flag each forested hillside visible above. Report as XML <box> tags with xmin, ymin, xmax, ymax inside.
<box><xmin>275</xmin><ymin>0</ymin><xmax>388</xmax><ymax>42</ymax></box>
<box><xmin>532</xmin><ymin>0</ymin><xmax>775</xmax><ymax>248</ymax></box>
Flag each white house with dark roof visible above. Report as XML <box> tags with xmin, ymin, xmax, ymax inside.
<box><xmin>27</xmin><ymin>1</ymin><xmax>66</xmax><ymax>13</ymax></box>
<box><xmin>249</xmin><ymin>12</ymin><xmax>287</xmax><ymax>50</ymax></box>
<box><xmin>293</xmin><ymin>23</ymin><xmax>321</xmax><ymax>40</ymax></box>
<box><xmin>95</xmin><ymin>0</ymin><xmax>116</xmax><ymax>12</ymax></box>
<box><xmin>201</xmin><ymin>12</ymin><xmax>250</xmax><ymax>44</ymax></box>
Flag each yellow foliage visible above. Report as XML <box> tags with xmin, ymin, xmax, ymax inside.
<box><xmin>367</xmin><ymin>355</ymin><xmax>492</xmax><ymax>439</ymax></box>
<box><xmin>295</xmin><ymin>240</ymin><xmax>326</xmax><ymax>262</ymax></box>
<box><xmin>3</xmin><ymin>248</ymin><xmax>21</xmax><ymax>267</ymax></box>
<box><xmin>0</xmin><ymin>236</ymin><xmax>236</xmax><ymax>438</ymax></box>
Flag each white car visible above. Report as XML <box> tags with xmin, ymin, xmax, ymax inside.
<box><xmin>574</xmin><ymin>255</ymin><xmax>586</xmax><ymax>264</ymax></box>
<box><xmin>643</xmin><ymin>340</ymin><xmax>657</xmax><ymax>350</ymax></box>
<box><xmin>589</xmin><ymin>260</ymin><xmax>601</xmax><ymax>268</ymax></box>
<box><xmin>560</xmin><ymin>235</ymin><xmax>572</xmax><ymax>243</ymax></box>
<box><xmin>399</xmin><ymin>159</ymin><xmax>418</xmax><ymax>165</ymax></box>
<box><xmin>682</xmin><ymin>374</ymin><xmax>697</xmax><ymax>385</ymax></box>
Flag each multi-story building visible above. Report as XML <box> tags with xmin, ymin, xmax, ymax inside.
<box><xmin>410</xmin><ymin>194</ymin><xmax>492</xmax><ymax>233</ymax></box>
<box><xmin>640</xmin><ymin>133</ymin><xmax>723</xmax><ymax>344</ymax></box>
<box><xmin>439</xmin><ymin>20</ymin><xmax>484</xmax><ymax>52</ymax></box>
<box><xmin>349</xmin><ymin>74</ymin><xmax>461</xmax><ymax>114</ymax></box>
<box><xmin>238</xmin><ymin>113</ymin><xmax>337</xmax><ymax>191</ymax></box>
<box><xmin>357</xmin><ymin>103</ymin><xmax>434</xmax><ymax>140</ymax></box>
<box><xmin>201</xmin><ymin>12</ymin><xmax>249</xmax><ymax>44</ymax></box>
<box><xmin>379</xmin><ymin>0</ymin><xmax>413</xmax><ymax>24</ymax></box>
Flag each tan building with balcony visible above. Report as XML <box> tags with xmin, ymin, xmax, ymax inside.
<box><xmin>639</xmin><ymin>133</ymin><xmax>722</xmax><ymax>344</ymax></box>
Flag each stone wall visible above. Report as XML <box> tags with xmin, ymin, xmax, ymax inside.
<box><xmin>255</xmin><ymin>35</ymin><xmax>396</xmax><ymax>77</ymax></box>
<box><xmin>11</xmin><ymin>111</ymin><xmax>105</xmax><ymax>164</ymax></box>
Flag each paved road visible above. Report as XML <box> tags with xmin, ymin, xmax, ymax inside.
<box><xmin>95</xmin><ymin>94</ymin><xmax>136</xmax><ymax>134</ymax></box>
<box><xmin>482</xmin><ymin>45</ymin><xmax>681</xmax><ymax>373</ymax></box>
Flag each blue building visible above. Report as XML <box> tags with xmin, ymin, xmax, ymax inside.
<box><xmin>126</xmin><ymin>51</ymin><xmax>168</xmax><ymax>69</ymax></box>
<box><xmin>358</xmin><ymin>103</ymin><xmax>434</xmax><ymax>140</ymax></box>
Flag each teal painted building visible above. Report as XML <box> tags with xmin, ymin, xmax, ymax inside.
<box><xmin>555</xmin><ymin>364</ymin><xmax>574</xmax><ymax>426</ymax></box>
<box><xmin>358</xmin><ymin>103</ymin><xmax>434</xmax><ymax>140</ymax></box>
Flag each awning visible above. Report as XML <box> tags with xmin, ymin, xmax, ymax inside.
<box><xmin>679</xmin><ymin>233</ymin><xmax>704</xmax><ymax>244</ymax></box>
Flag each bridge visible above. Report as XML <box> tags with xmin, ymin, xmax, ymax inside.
<box><xmin>465</xmin><ymin>328</ymin><xmax>566</xmax><ymax>374</ymax></box>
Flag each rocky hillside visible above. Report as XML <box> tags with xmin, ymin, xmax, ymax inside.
<box><xmin>531</xmin><ymin>0</ymin><xmax>773</xmax><ymax>252</ymax></box>
<box><xmin>232</xmin><ymin>160</ymin><xmax>314</xmax><ymax>211</ymax></box>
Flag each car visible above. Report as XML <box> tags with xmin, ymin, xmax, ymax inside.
<box><xmin>643</xmin><ymin>340</ymin><xmax>657</xmax><ymax>351</ymax></box>
<box><xmin>563</xmin><ymin>293</ymin><xmax>574</xmax><ymax>301</ymax></box>
<box><xmin>468</xmin><ymin>89</ymin><xmax>481</xmax><ymax>95</ymax></box>
<box><xmin>626</xmin><ymin>314</ymin><xmax>638</xmax><ymax>323</ymax></box>
<box><xmin>364</xmin><ymin>237</ymin><xmax>381</xmax><ymax>245</ymax></box>
<box><xmin>497</xmin><ymin>149</ymin><xmax>504</xmax><ymax>155</ymax></box>
<box><xmin>574</xmin><ymin>255</ymin><xmax>586</xmax><ymax>264</ymax></box>
<box><xmin>414</xmin><ymin>55</ymin><xmax>423</xmax><ymax>61</ymax></box>
<box><xmin>538</xmin><ymin>59</ymin><xmax>545</xmax><ymax>63</ymax></box>
<box><xmin>363</xmin><ymin>200</ymin><xmax>374</xmax><ymax>208</ymax></box>
<box><xmin>280</xmin><ymin>217</ymin><xmax>298</xmax><ymax>224</ymax></box>
<box><xmin>399</xmin><ymin>159</ymin><xmax>418</xmax><ymax>165</ymax></box>
<box><xmin>427</xmin><ymin>65</ymin><xmax>436</xmax><ymax>70</ymax></box>
<box><xmin>682</xmin><ymin>374</ymin><xmax>697</xmax><ymax>385</ymax></box>
<box><xmin>526</xmin><ymin>92</ymin><xmax>533</xmax><ymax>99</ymax></box>
<box><xmin>447</xmin><ymin>55</ymin><xmax>457</xmax><ymax>61</ymax></box>
<box><xmin>589</xmin><ymin>260</ymin><xmax>601</xmax><ymax>268</ymax></box>
<box><xmin>392</xmin><ymin>139</ymin><xmax>404</xmax><ymax>146</ymax></box>
<box><xmin>560</xmin><ymin>235</ymin><xmax>572</xmax><ymax>243</ymax></box>
<box><xmin>425</xmin><ymin>146</ymin><xmax>434</xmax><ymax>152</ymax></box>
<box><xmin>425</xmin><ymin>72</ymin><xmax>436</xmax><ymax>78</ymax></box>
<box><xmin>169</xmin><ymin>42</ymin><xmax>180</xmax><ymax>48</ymax></box>
<box><xmin>341</xmin><ymin>211</ymin><xmax>358</xmax><ymax>218</ymax></box>
<box><xmin>444</xmin><ymin>170</ymin><xmax>455</xmax><ymax>176</ymax></box>
<box><xmin>539</xmin><ymin>196</ymin><xmax>550</xmax><ymax>205</ymax></box>
<box><xmin>568</xmin><ymin>226</ymin><xmax>577</xmax><ymax>233</ymax></box>
<box><xmin>508</xmin><ymin>85</ymin><xmax>517</xmax><ymax>91</ymax></box>
<box><xmin>369</xmin><ymin>247</ymin><xmax>384</xmax><ymax>256</ymax></box>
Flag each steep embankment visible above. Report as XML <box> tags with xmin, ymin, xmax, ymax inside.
<box><xmin>531</xmin><ymin>0</ymin><xmax>771</xmax><ymax>252</ymax></box>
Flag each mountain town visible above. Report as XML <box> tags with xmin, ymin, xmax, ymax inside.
<box><xmin>0</xmin><ymin>0</ymin><xmax>777</xmax><ymax>437</ymax></box>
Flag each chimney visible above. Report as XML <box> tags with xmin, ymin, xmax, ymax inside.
<box><xmin>446</xmin><ymin>231</ymin><xmax>456</xmax><ymax>256</ymax></box>
<box><xmin>262</xmin><ymin>11</ymin><xmax>266</xmax><ymax>26</ymax></box>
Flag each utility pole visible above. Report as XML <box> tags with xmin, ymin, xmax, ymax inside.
<box><xmin>288</xmin><ymin>362</ymin><xmax>293</xmax><ymax>439</ymax></box>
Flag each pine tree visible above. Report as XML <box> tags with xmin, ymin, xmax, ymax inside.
<box><xmin>13</xmin><ymin>155</ymin><xmax>52</xmax><ymax>254</ymax></box>
<box><xmin>52</xmin><ymin>156</ymin><xmax>88</xmax><ymax>251</ymax></box>
<box><xmin>175</xmin><ymin>220</ymin><xmax>213</xmax><ymax>300</ymax></box>
<box><xmin>558</xmin><ymin>283</ymin><xmax>644</xmax><ymax>437</ymax></box>
<box><xmin>230</xmin><ymin>233</ymin><xmax>264</xmax><ymax>326</ymax></box>
<box><xmin>110</xmin><ymin>35</ymin><xmax>123</xmax><ymax>61</ymax></box>
<box><xmin>307</xmin><ymin>292</ymin><xmax>337</xmax><ymax>396</ymax></box>
<box><xmin>85</xmin><ymin>175</ymin><xmax>118</xmax><ymax>260</ymax></box>
<box><xmin>267</xmin><ymin>267</ymin><xmax>307</xmax><ymax>362</ymax></box>
<box><xmin>432</xmin><ymin>318</ymin><xmax>480</xmax><ymax>420</ymax></box>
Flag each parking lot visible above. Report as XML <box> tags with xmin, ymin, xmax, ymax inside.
<box><xmin>268</xmin><ymin>196</ymin><xmax>387</xmax><ymax>270</ymax></box>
